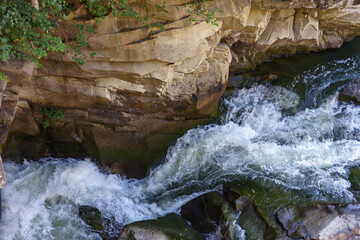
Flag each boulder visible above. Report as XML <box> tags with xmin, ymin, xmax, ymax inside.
<box><xmin>180</xmin><ymin>191</ymin><xmax>226</xmax><ymax>234</ymax></box>
<box><xmin>220</xmin><ymin>201</ymin><xmax>246</xmax><ymax>240</ymax></box>
<box><xmin>349</xmin><ymin>166</ymin><xmax>360</xmax><ymax>192</ymax></box>
<box><xmin>235</xmin><ymin>196</ymin><xmax>276</xmax><ymax>240</ymax></box>
<box><xmin>118</xmin><ymin>213</ymin><xmax>204</xmax><ymax>240</ymax></box>
<box><xmin>339</xmin><ymin>78</ymin><xmax>360</xmax><ymax>103</ymax></box>
<box><xmin>78</xmin><ymin>205</ymin><xmax>121</xmax><ymax>240</ymax></box>
<box><xmin>180</xmin><ymin>190</ymin><xmax>277</xmax><ymax>240</ymax></box>
<box><xmin>277</xmin><ymin>203</ymin><xmax>360</xmax><ymax>239</ymax></box>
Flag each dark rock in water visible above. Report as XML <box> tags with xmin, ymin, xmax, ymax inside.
<box><xmin>78</xmin><ymin>205</ymin><xmax>121</xmax><ymax>240</ymax></box>
<box><xmin>276</xmin><ymin>203</ymin><xmax>360</xmax><ymax>239</ymax></box>
<box><xmin>349</xmin><ymin>166</ymin><xmax>360</xmax><ymax>192</ymax></box>
<box><xmin>109</xmin><ymin>161</ymin><xmax>149</xmax><ymax>179</ymax></box>
<box><xmin>220</xmin><ymin>201</ymin><xmax>246</xmax><ymax>240</ymax></box>
<box><xmin>222</xmin><ymin>186</ymin><xmax>241</xmax><ymax>206</ymax></box>
<box><xmin>180</xmin><ymin>191</ymin><xmax>277</xmax><ymax>240</ymax></box>
<box><xmin>180</xmin><ymin>191</ymin><xmax>226</xmax><ymax>234</ymax></box>
<box><xmin>235</xmin><ymin>197</ymin><xmax>276</xmax><ymax>240</ymax></box>
<box><xmin>118</xmin><ymin>213</ymin><xmax>204</xmax><ymax>240</ymax></box>
<box><xmin>258</xmin><ymin>73</ymin><xmax>278</xmax><ymax>84</ymax></box>
<box><xmin>339</xmin><ymin>78</ymin><xmax>360</xmax><ymax>103</ymax></box>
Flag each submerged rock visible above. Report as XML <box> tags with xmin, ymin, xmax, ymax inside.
<box><xmin>180</xmin><ymin>191</ymin><xmax>226</xmax><ymax>235</ymax></box>
<box><xmin>78</xmin><ymin>205</ymin><xmax>121</xmax><ymax>240</ymax></box>
<box><xmin>180</xmin><ymin>190</ymin><xmax>277</xmax><ymax>240</ymax></box>
<box><xmin>277</xmin><ymin>203</ymin><xmax>360</xmax><ymax>239</ymax></box>
<box><xmin>235</xmin><ymin>197</ymin><xmax>276</xmax><ymax>240</ymax></box>
<box><xmin>118</xmin><ymin>213</ymin><xmax>204</xmax><ymax>240</ymax></box>
<box><xmin>349</xmin><ymin>166</ymin><xmax>360</xmax><ymax>192</ymax></box>
<box><xmin>339</xmin><ymin>78</ymin><xmax>360</xmax><ymax>103</ymax></box>
<box><xmin>220</xmin><ymin>201</ymin><xmax>246</xmax><ymax>240</ymax></box>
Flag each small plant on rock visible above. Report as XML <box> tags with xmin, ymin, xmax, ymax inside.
<box><xmin>41</xmin><ymin>107</ymin><xmax>65</xmax><ymax>129</ymax></box>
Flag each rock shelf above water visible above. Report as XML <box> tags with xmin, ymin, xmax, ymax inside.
<box><xmin>1</xmin><ymin>0</ymin><xmax>360</xmax><ymax>179</ymax></box>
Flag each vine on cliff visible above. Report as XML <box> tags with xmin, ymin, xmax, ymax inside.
<box><xmin>0</xmin><ymin>0</ymin><xmax>221</xmax><ymax>81</ymax></box>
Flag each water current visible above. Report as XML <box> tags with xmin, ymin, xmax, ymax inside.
<box><xmin>1</xmin><ymin>38</ymin><xmax>360</xmax><ymax>239</ymax></box>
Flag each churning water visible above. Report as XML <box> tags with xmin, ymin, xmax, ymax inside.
<box><xmin>2</xmin><ymin>40</ymin><xmax>360</xmax><ymax>239</ymax></box>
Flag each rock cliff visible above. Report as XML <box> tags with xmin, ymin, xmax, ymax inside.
<box><xmin>1</xmin><ymin>0</ymin><xmax>360</xmax><ymax>183</ymax></box>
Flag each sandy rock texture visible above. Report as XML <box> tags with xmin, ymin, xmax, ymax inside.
<box><xmin>1</xmin><ymin>0</ymin><xmax>360</xmax><ymax>181</ymax></box>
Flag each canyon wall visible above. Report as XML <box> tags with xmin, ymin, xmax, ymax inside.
<box><xmin>1</xmin><ymin>0</ymin><xmax>360</xmax><ymax>183</ymax></box>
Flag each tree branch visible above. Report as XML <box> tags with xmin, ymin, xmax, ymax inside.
<box><xmin>31</xmin><ymin>0</ymin><xmax>40</xmax><ymax>11</ymax></box>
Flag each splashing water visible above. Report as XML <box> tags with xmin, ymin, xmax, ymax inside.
<box><xmin>146</xmin><ymin>85</ymin><xmax>360</xmax><ymax>201</ymax></box>
<box><xmin>2</xmin><ymin>42</ymin><xmax>360</xmax><ymax>239</ymax></box>
<box><xmin>3</xmin><ymin>83</ymin><xmax>360</xmax><ymax>239</ymax></box>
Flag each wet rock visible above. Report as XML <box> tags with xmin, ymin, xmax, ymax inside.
<box><xmin>109</xmin><ymin>161</ymin><xmax>148</xmax><ymax>179</ymax></box>
<box><xmin>0</xmin><ymin>156</ymin><xmax>5</xmax><ymax>189</ymax></box>
<box><xmin>276</xmin><ymin>203</ymin><xmax>360</xmax><ymax>239</ymax></box>
<box><xmin>118</xmin><ymin>213</ymin><xmax>204</xmax><ymax>240</ymax></box>
<box><xmin>225</xmin><ymin>180</ymin><xmax>304</xmax><ymax>228</ymax></box>
<box><xmin>339</xmin><ymin>78</ymin><xmax>360</xmax><ymax>103</ymax></box>
<box><xmin>180</xmin><ymin>191</ymin><xmax>226</xmax><ymax>234</ymax></box>
<box><xmin>78</xmin><ymin>205</ymin><xmax>121</xmax><ymax>240</ymax></box>
<box><xmin>235</xmin><ymin>196</ymin><xmax>276</xmax><ymax>240</ymax></box>
<box><xmin>258</xmin><ymin>74</ymin><xmax>278</xmax><ymax>83</ymax></box>
<box><xmin>349</xmin><ymin>166</ymin><xmax>360</xmax><ymax>191</ymax></box>
<box><xmin>180</xmin><ymin>191</ymin><xmax>277</xmax><ymax>240</ymax></box>
<box><xmin>220</xmin><ymin>201</ymin><xmax>246</xmax><ymax>240</ymax></box>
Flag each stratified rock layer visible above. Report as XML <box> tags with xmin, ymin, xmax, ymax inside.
<box><xmin>1</xmin><ymin>0</ymin><xmax>360</xmax><ymax>180</ymax></box>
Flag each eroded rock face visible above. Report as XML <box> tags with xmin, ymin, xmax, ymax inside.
<box><xmin>277</xmin><ymin>203</ymin><xmax>360</xmax><ymax>240</ymax></box>
<box><xmin>0</xmin><ymin>11</ymin><xmax>231</xmax><ymax>176</ymax></box>
<box><xmin>226</xmin><ymin>0</ymin><xmax>360</xmax><ymax>71</ymax></box>
<box><xmin>1</xmin><ymin>0</ymin><xmax>360</xmax><ymax>178</ymax></box>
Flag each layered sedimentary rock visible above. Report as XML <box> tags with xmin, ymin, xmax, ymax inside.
<box><xmin>1</xmin><ymin>0</ymin><xmax>360</xmax><ymax>182</ymax></box>
<box><xmin>0</xmin><ymin>3</ymin><xmax>232</xmax><ymax>179</ymax></box>
<box><xmin>224</xmin><ymin>0</ymin><xmax>360</xmax><ymax>71</ymax></box>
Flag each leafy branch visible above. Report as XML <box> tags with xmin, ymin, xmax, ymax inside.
<box><xmin>180</xmin><ymin>0</ymin><xmax>222</xmax><ymax>26</ymax></box>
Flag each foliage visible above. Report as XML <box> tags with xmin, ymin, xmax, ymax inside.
<box><xmin>0</xmin><ymin>0</ymin><xmax>69</xmax><ymax>81</ymax></box>
<box><xmin>41</xmin><ymin>107</ymin><xmax>65</xmax><ymax>129</ymax></box>
<box><xmin>0</xmin><ymin>0</ymin><xmax>221</xmax><ymax>81</ymax></box>
<box><xmin>181</xmin><ymin>0</ymin><xmax>222</xmax><ymax>26</ymax></box>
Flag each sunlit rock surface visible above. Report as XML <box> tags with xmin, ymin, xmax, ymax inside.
<box><xmin>1</xmin><ymin>0</ymin><xmax>360</xmax><ymax>177</ymax></box>
<box><xmin>277</xmin><ymin>203</ymin><xmax>360</xmax><ymax>240</ymax></box>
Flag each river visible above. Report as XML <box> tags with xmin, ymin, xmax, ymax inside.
<box><xmin>1</xmin><ymin>38</ymin><xmax>360</xmax><ymax>239</ymax></box>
